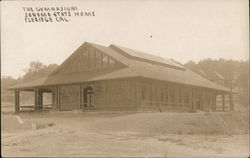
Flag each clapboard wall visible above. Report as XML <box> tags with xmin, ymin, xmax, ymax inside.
<box><xmin>57</xmin><ymin>78</ymin><xmax>139</xmax><ymax>111</ymax></box>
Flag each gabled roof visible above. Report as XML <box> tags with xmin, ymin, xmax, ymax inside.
<box><xmin>125</xmin><ymin>59</ymin><xmax>229</xmax><ymax>91</ymax></box>
<box><xmin>50</xmin><ymin>42</ymin><xmax>129</xmax><ymax>75</ymax></box>
<box><xmin>10</xmin><ymin>41</ymin><xmax>231</xmax><ymax>92</ymax></box>
<box><xmin>88</xmin><ymin>42</ymin><xmax>130</xmax><ymax>66</ymax></box>
<box><xmin>109</xmin><ymin>44</ymin><xmax>186</xmax><ymax>71</ymax></box>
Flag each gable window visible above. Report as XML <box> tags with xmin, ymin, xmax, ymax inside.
<box><xmin>109</xmin><ymin>58</ymin><xmax>115</xmax><ymax>67</ymax></box>
<box><xmin>102</xmin><ymin>56</ymin><xmax>109</xmax><ymax>68</ymax></box>
<box><xmin>82</xmin><ymin>49</ymin><xmax>118</xmax><ymax>71</ymax></box>
<box><xmin>59</xmin><ymin>47</ymin><xmax>119</xmax><ymax>74</ymax></box>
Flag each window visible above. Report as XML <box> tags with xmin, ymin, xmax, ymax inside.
<box><xmin>141</xmin><ymin>83</ymin><xmax>147</xmax><ymax>100</ymax></box>
<box><xmin>206</xmin><ymin>93</ymin><xmax>211</xmax><ymax>105</ymax></box>
<box><xmin>178</xmin><ymin>88</ymin><xmax>182</xmax><ymax>103</ymax></box>
<box><xmin>160</xmin><ymin>87</ymin><xmax>164</xmax><ymax>103</ymax></box>
<box><xmin>75</xmin><ymin>48</ymin><xmax>118</xmax><ymax>72</ymax></box>
<box><xmin>160</xmin><ymin>86</ymin><xmax>169</xmax><ymax>106</ymax></box>
<box><xmin>141</xmin><ymin>81</ymin><xmax>152</xmax><ymax>101</ymax></box>
<box><xmin>184</xmin><ymin>89</ymin><xmax>189</xmax><ymax>104</ymax></box>
<box><xmin>169</xmin><ymin>87</ymin><xmax>175</xmax><ymax>104</ymax></box>
<box><xmin>109</xmin><ymin>58</ymin><xmax>115</xmax><ymax>67</ymax></box>
<box><xmin>42</xmin><ymin>92</ymin><xmax>52</xmax><ymax>105</ymax></box>
<box><xmin>102</xmin><ymin>56</ymin><xmax>109</xmax><ymax>68</ymax></box>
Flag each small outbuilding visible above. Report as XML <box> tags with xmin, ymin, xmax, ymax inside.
<box><xmin>10</xmin><ymin>42</ymin><xmax>234</xmax><ymax>112</ymax></box>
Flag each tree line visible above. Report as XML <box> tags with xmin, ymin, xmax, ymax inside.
<box><xmin>184</xmin><ymin>58</ymin><xmax>249</xmax><ymax>90</ymax></box>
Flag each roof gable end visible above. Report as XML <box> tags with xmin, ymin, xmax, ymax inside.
<box><xmin>50</xmin><ymin>42</ymin><xmax>127</xmax><ymax>75</ymax></box>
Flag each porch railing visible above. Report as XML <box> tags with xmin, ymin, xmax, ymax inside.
<box><xmin>19</xmin><ymin>104</ymin><xmax>53</xmax><ymax>112</ymax></box>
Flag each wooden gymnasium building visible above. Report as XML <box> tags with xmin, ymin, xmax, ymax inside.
<box><xmin>10</xmin><ymin>42</ymin><xmax>234</xmax><ymax>112</ymax></box>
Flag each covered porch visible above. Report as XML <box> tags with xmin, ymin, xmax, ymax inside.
<box><xmin>14</xmin><ymin>86</ymin><xmax>58</xmax><ymax>112</ymax></box>
<box><xmin>214</xmin><ymin>92</ymin><xmax>234</xmax><ymax>111</ymax></box>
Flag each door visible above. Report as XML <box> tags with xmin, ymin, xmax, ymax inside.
<box><xmin>84</xmin><ymin>86</ymin><xmax>94</xmax><ymax>107</ymax></box>
<box><xmin>195</xmin><ymin>97</ymin><xmax>201</xmax><ymax>110</ymax></box>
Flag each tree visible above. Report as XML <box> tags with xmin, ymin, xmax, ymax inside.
<box><xmin>1</xmin><ymin>61</ymin><xmax>59</xmax><ymax>103</ymax></box>
<box><xmin>1</xmin><ymin>76</ymin><xmax>22</xmax><ymax>102</ymax></box>
<box><xmin>184</xmin><ymin>59</ymin><xmax>249</xmax><ymax>90</ymax></box>
<box><xmin>22</xmin><ymin>61</ymin><xmax>58</xmax><ymax>82</ymax></box>
<box><xmin>25</xmin><ymin>61</ymin><xmax>45</xmax><ymax>73</ymax></box>
<box><xmin>184</xmin><ymin>61</ymin><xmax>197</xmax><ymax>71</ymax></box>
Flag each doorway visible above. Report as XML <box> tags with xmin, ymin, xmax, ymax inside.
<box><xmin>84</xmin><ymin>86</ymin><xmax>94</xmax><ymax>107</ymax></box>
<box><xmin>195</xmin><ymin>97</ymin><xmax>201</xmax><ymax>110</ymax></box>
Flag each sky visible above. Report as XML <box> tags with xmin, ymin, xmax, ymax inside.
<box><xmin>1</xmin><ymin>0</ymin><xmax>249</xmax><ymax>79</ymax></box>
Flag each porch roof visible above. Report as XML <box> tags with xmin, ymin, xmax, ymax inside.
<box><xmin>9</xmin><ymin>68</ymin><xmax>139</xmax><ymax>90</ymax></box>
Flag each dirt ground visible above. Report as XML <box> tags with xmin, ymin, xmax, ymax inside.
<box><xmin>1</xmin><ymin>110</ymin><xmax>249</xmax><ymax>157</ymax></box>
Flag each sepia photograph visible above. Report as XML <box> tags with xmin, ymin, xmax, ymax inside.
<box><xmin>1</xmin><ymin>0</ymin><xmax>249</xmax><ymax>157</ymax></box>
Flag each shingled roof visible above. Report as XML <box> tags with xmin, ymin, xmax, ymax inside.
<box><xmin>10</xmin><ymin>42</ymin><xmax>230</xmax><ymax>92</ymax></box>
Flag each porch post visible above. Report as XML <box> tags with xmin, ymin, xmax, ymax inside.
<box><xmin>191</xmin><ymin>89</ymin><xmax>196</xmax><ymax>112</ymax></box>
<box><xmin>222</xmin><ymin>93</ymin><xmax>225</xmax><ymax>112</ymax></box>
<box><xmin>34</xmin><ymin>88</ymin><xmax>38</xmax><ymax>111</ymax></box>
<box><xmin>212</xmin><ymin>93</ymin><xmax>216</xmax><ymax>111</ymax></box>
<box><xmin>106</xmin><ymin>80</ymin><xmax>109</xmax><ymax>107</ymax></box>
<box><xmin>230</xmin><ymin>93</ymin><xmax>234</xmax><ymax>111</ymax></box>
<box><xmin>41</xmin><ymin>92</ymin><xmax>43</xmax><ymax>106</ymax></box>
<box><xmin>200</xmin><ymin>90</ymin><xmax>203</xmax><ymax>110</ymax></box>
<box><xmin>135</xmin><ymin>77</ymin><xmax>141</xmax><ymax>111</ymax></box>
<box><xmin>15</xmin><ymin>90</ymin><xmax>20</xmax><ymax>113</ymax></box>
<box><xmin>174</xmin><ymin>87</ymin><xmax>178</xmax><ymax>108</ymax></box>
<box><xmin>37</xmin><ymin>91</ymin><xmax>43</xmax><ymax>107</ymax></box>
<box><xmin>57</xmin><ymin>86</ymin><xmax>60</xmax><ymax>110</ymax></box>
<box><xmin>189</xmin><ymin>88</ymin><xmax>193</xmax><ymax>111</ymax></box>
<box><xmin>80</xmin><ymin>84</ymin><xmax>83</xmax><ymax>109</ymax></box>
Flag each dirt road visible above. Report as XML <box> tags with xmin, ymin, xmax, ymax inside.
<box><xmin>1</xmin><ymin>112</ymin><xmax>249</xmax><ymax>157</ymax></box>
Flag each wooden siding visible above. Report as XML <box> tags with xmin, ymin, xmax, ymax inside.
<box><xmin>138</xmin><ymin>78</ymin><xmax>219</xmax><ymax>112</ymax></box>
<box><xmin>108</xmin><ymin>79</ymin><xmax>136</xmax><ymax>108</ymax></box>
<box><xmin>46</xmin><ymin>77</ymin><xmax>223</xmax><ymax>112</ymax></box>
<box><xmin>13</xmin><ymin>77</ymin><xmax>231</xmax><ymax>113</ymax></box>
<box><xmin>59</xmin><ymin>84</ymin><xmax>80</xmax><ymax>110</ymax></box>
